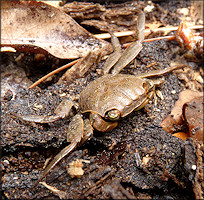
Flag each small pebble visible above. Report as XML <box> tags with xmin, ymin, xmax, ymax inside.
<box><xmin>171</xmin><ymin>90</ymin><xmax>176</xmax><ymax>94</ymax></box>
<box><xmin>192</xmin><ymin>165</ymin><xmax>197</xmax><ymax>170</ymax></box>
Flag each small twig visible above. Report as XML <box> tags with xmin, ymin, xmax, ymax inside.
<box><xmin>123</xmin><ymin>32</ymin><xmax>202</xmax><ymax>48</ymax></box>
<box><xmin>28</xmin><ymin>58</ymin><xmax>80</xmax><ymax>89</ymax></box>
<box><xmin>94</xmin><ymin>25</ymin><xmax>203</xmax><ymax>39</ymax></box>
<box><xmin>123</xmin><ymin>35</ymin><xmax>176</xmax><ymax>48</ymax></box>
<box><xmin>144</xmin><ymin>32</ymin><xmax>202</xmax><ymax>42</ymax></box>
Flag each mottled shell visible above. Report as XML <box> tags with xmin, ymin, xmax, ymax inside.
<box><xmin>79</xmin><ymin>74</ymin><xmax>150</xmax><ymax>118</ymax></box>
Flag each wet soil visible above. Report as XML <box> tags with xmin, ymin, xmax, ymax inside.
<box><xmin>1</xmin><ymin>1</ymin><xmax>203</xmax><ymax>200</ymax></box>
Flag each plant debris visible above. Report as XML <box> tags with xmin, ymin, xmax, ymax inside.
<box><xmin>183</xmin><ymin>96</ymin><xmax>203</xmax><ymax>141</ymax></box>
<box><xmin>66</xmin><ymin>159</ymin><xmax>90</xmax><ymax>178</ymax></box>
<box><xmin>1</xmin><ymin>1</ymin><xmax>110</xmax><ymax>59</ymax></box>
<box><xmin>160</xmin><ymin>89</ymin><xmax>203</xmax><ymax>134</ymax></box>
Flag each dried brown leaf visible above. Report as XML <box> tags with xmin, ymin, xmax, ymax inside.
<box><xmin>61</xmin><ymin>1</ymin><xmax>105</xmax><ymax>19</ymax></box>
<box><xmin>1</xmin><ymin>1</ymin><xmax>110</xmax><ymax>59</ymax></box>
<box><xmin>183</xmin><ymin>96</ymin><xmax>203</xmax><ymax>141</ymax></box>
<box><xmin>58</xmin><ymin>50</ymin><xmax>101</xmax><ymax>85</ymax></box>
<box><xmin>160</xmin><ymin>90</ymin><xmax>203</xmax><ymax>133</ymax></box>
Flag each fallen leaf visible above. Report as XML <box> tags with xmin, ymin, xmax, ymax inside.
<box><xmin>160</xmin><ymin>90</ymin><xmax>203</xmax><ymax>133</ymax></box>
<box><xmin>183</xmin><ymin>96</ymin><xmax>203</xmax><ymax>141</ymax></box>
<box><xmin>172</xmin><ymin>132</ymin><xmax>189</xmax><ymax>141</ymax></box>
<box><xmin>61</xmin><ymin>1</ymin><xmax>105</xmax><ymax>20</ymax></box>
<box><xmin>62</xmin><ymin>1</ymin><xmax>144</xmax><ymax>33</ymax></box>
<box><xmin>1</xmin><ymin>1</ymin><xmax>110</xmax><ymax>59</ymax></box>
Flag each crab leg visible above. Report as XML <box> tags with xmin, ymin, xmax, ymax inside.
<box><xmin>21</xmin><ymin>99</ymin><xmax>73</xmax><ymax>123</ymax></box>
<box><xmin>33</xmin><ymin>114</ymin><xmax>93</xmax><ymax>188</ymax></box>
<box><xmin>136</xmin><ymin>10</ymin><xmax>145</xmax><ymax>42</ymax></box>
<box><xmin>103</xmin><ymin>32</ymin><xmax>122</xmax><ymax>74</ymax></box>
<box><xmin>111</xmin><ymin>41</ymin><xmax>143</xmax><ymax>74</ymax></box>
<box><xmin>134</xmin><ymin>63</ymin><xmax>188</xmax><ymax>79</ymax></box>
<box><xmin>33</xmin><ymin>141</ymin><xmax>78</xmax><ymax>188</ymax></box>
<box><xmin>111</xmin><ymin>11</ymin><xmax>145</xmax><ymax>74</ymax></box>
<box><xmin>33</xmin><ymin>114</ymin><xmax>84</xmax><ymax>188</ymax></box>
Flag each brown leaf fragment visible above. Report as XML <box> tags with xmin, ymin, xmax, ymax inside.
<box><xmin>161</xmin><ymin>90</ymin><xmax>203</xmax><ymax>133</ymax></box>
<box><xmin>183</xmin><ymin>96</ymin><xmax>203</xmax><ymax>141</ymax></box>
<box><xmin>61</xmin><ymin>1</ymin><xmax>106</xmax><ymax>19</ymax></box>
<box><xmin>81</xmin><ymin>20</ymin><xmax>111</xmax><ymax>32</ymax></box>
<box><xmin>62</xmin><ymin>1</ymin><xmax>145</xmax><ymax>33</ymax></box>
<box><xmin>58</xmin><ymin>50</ymin><xmax>101</xmax><ymax>85</ymax></box>
<box><xmin>1</xmin><ymin>1</ymin><xmax>110</xmax><ymax>59</ymax></box>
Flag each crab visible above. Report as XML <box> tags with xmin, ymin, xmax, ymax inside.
<box><xmin>20</xmin><ymin>11</ymin><xmax>186</xmax><ymax>187</ymax></box>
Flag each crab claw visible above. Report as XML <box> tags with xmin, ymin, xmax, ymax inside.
<box><xmin>89</xmin><ymin>112</ymin><xmax>118</xmax><ymax>132</ymax></box>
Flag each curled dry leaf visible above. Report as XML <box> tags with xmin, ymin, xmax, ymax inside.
<box><xmin>160</xmin><ymin>90</ymin><xmax>203</xmax><ymax>134</ymax></box>
<box><xmin>1</xmin><ymin>1</ymin><xmax>110</xmax><ymax>59</ymax></box>
<box><xmin>183</xmin><ymin>96</ymin><xmax>203</xmax><ymax>142</ymax></box>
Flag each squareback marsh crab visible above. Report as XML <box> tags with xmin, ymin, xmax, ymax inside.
<box><xmin>20</xmin><ymin>12</ymin><xmax>186</xmax><ymax>187</ymax></box>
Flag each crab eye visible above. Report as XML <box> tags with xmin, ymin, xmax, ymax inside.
<box><xmin>105</xmin><ymin>109</ymin><xmax>121</xmax><ymax>121</ymax></box>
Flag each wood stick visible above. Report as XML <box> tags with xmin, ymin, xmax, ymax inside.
<box><xmin>94</xmin><ymin>25</ymin><xmax>203</xmax><ymax>39</ymax></box>
<box><xmin>28</xmin><ymin>59</ymin><xmax>80</xmax><ymax>89</ymax></box>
